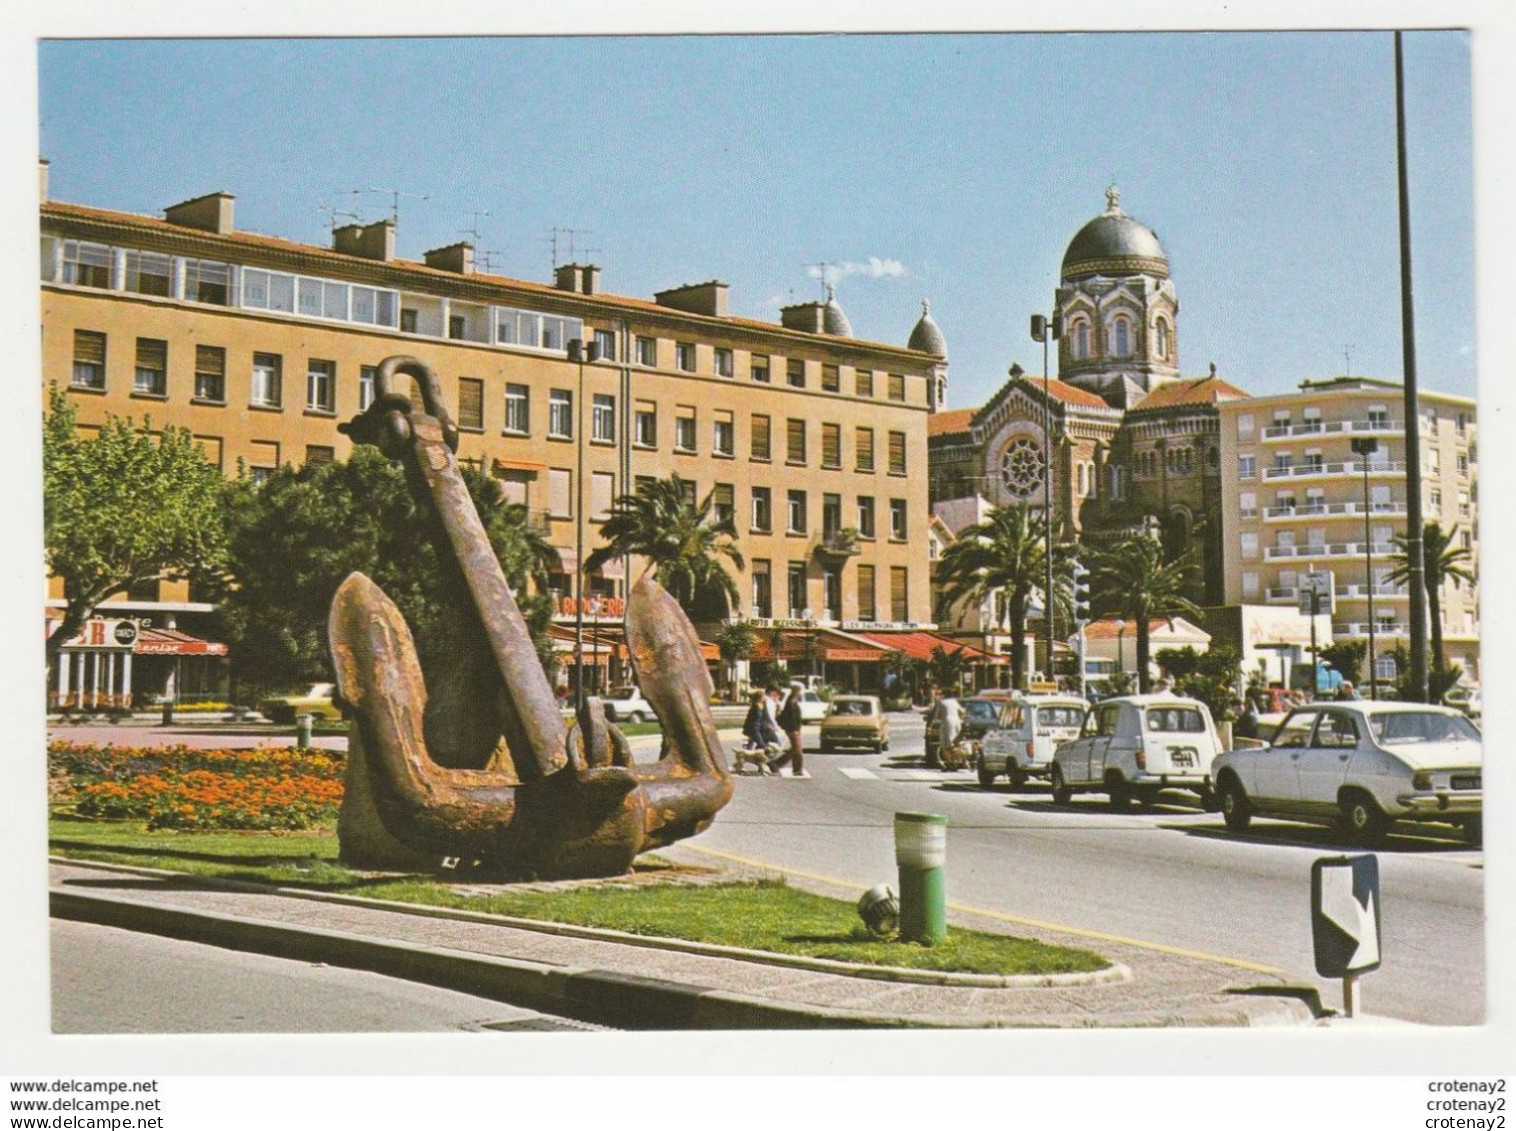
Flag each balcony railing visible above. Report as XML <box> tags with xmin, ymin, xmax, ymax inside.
<box><xmin>1334</xmin><ymin>584</ymin><xmax>1406</xmax><ymax>600</ymax></box>
<box><xmin>1336</xmin><ymin>622</ymin><xmax>1410</xmax><ymax>637</ymax></box>
<box><xmin>1262</xmin><ymin>460</ymin><xmax>1406</xmax><ymax>481</ymax></box>
<box><xmin>1261</xmin><ymin>501</ymin><xmax>1408</xmax><ymax>521</ymax></box>
<box><xmin>813</xmin><ymin>527</ymin><xmax>862</xmax><ymax>560</ymax></box>
<box><xmin>1263</xmin><ymin>540</ymin><xmax>1396</xmax><ymax>561</ymax></box>
<box><xmin>1260</xmin><ymin>419</ymin><xmax>1403</xmax><ymax>442</ymax></box>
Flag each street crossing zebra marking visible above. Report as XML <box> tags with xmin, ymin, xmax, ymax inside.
<box><xmin>838</xmin><ymin>768</ymin><xmax>878</xmax><ymax>780</ymax></box>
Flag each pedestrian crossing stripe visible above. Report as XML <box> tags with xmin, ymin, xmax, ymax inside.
<box><xmin>838</xmin><ymin>768</ymin><xmax>878</xmax><ymax>780</ymax></box>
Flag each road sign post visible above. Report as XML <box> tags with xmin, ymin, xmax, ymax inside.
<box><xmin>1311</xmin><ymin>854</ymin><xmax>1381</xmax><ymax>1018</ymax></box>
<box><xmin>1298</xmin><ymin>571</ymin><xmax>1335</xmax><ymax>697</ymax></box>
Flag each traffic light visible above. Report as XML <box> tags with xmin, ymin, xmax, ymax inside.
<box><xmin>1071</xmin><ymin>560</ymin><xmax>1091</xmax><ymax>624</ymax></box>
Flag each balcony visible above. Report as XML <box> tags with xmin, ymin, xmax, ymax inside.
<box><xmin>1260</xmin><ymin>419</ymin><xmax>1403</xmax><ymax>442</ymax></box>
<box><xmin>1261</xmin><ymin>501</ymin><xmax>1408</xmax><ymax>522</ymax></box>
<box><xmin>1261</xmin><ymin>460</ymin><xmax>1406</xmax><ymax>482</ymax></box>
<box><xmin>1263</xmin><ymin>540</ymin><xmax>1396</xmax><ymax>562</ymax></box>
<box><xmin>1336</xmin><ymin>622</ymin><xmax>1410</xmax><ymax>638</ymax></box>
<box><xmin>813</xmin><ymin>527</ymin><xmax>862</xmax><ymax>561</ymax></box>
<box><xmin>1334</xmin><ymin>584</ymin><xmax>1407</xmax><ymax>601</ymax></box>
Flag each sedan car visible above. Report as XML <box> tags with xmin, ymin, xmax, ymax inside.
<box><xmin>1211</xmin><ymin>701</ymin><xmax>1482</xmax><ymax>845</ymax></box>
<box><xmin>260</xmin><ymin>682</ymin><xmax>342</xmax><ymax>724</ymax></box>
<box><xmin>600</xmin><ymin>686</ymin><xmax>655</xmax><ymax>723</ymax></box>
<box><xmin>818</xmin><ymin>695</ymin><xmax>890</xmax><ymax>753</ymax></box>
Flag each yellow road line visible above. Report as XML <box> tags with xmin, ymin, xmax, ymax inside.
<box><xmin>680</xmin><ymin>843</ymin><xmax>1283</xmax><ymax>975</ymax></box>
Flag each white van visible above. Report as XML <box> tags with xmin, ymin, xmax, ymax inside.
<box><xmin>976</xmin><ymin>694</ymin><xmax>1089</xmax><ymax>789</ymax></box>
<box><xmin>1050</xmin><ymin>694</ymin><xmax>1223</xmax><ymax>809</ymax></box>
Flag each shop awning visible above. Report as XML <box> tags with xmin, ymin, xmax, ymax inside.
<box><xmin>853</xmin><ymin>631</ymin><xmax>999</xmax><ymax>663</ymax></box>
<box><xmin>747</xmin><ymin>627</ymin><xmax>896</xmax><ymax>663</ymax></box>
<box><xmin>133</xmin><ymin>627</ymin><xmax>229</xmax><ymax>657</ymax></box>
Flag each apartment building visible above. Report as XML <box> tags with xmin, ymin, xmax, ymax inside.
<box><xmin>1217</xmin><ymin>377</ymin><xmax>1479</xmax><ymax>681</ymax></box>
<box><xmin>39</xmin><ymin>164</ymin><xmax>945</xmax><ymax>700</ymax></box>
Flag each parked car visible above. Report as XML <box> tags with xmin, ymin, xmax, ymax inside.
<box><xmin>977</xmin><ymin>694</ymin><xmax>1089</xmax><ymax>789</ymax></box>
<box><xmin>1212</xmin><ymin>701</ymin><xmax>1482</xmax><ymax>846</ymax></box>
<box><xmin>601</xmin><ymin>686</ymin><xmax>655</xmax><ymax>723</ymax></box>
<box><xmin>1443</xmin><ymin>685</ymin><xmax>1482</xmax><ymax>720</ymax></box>
<box><xmin>818</xmin><ymin>695</ymin><xmax>890</xmax><ymax>753</ymax></box>
<box><xmin>788</xmin><ymin>684</ymin><xmax>828</xmax><ymax>724</ymax></box>
<box><xmin>1050</xmin><ymin>694</ymin><xmax>1223</xmax><ymax>809</ymax></box>
<box><xmin>260</xmin><ymin>682</ymin><xmax>342</xmax><ymax>724</ymax></box>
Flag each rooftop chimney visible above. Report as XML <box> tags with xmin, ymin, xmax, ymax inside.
<box><xmin>332</xmin><ymin>220</ymin><xmax>395</xmax><ymax>262</ymax></box>
<box><xmin>780</xmin><ymin>301</ymin><xmax>826</xmax><ymax>334</ymax></box>
<box><xmin>655</xmin><ymin>281</ymin><xmax>729</xmax><ymax>317</ymax></box>
<box><xmin>554</xmin><ymin>262</ymin><xmax>600</xmax><ymax>295</ymax></box>
<box><xmin>423</xmin><ymin>242</ymin><xmax>475</xmax><ymax>274</ymax></box>
<box><xmin>164</xmin><ymin>191</ymin><xmax>236</xmax><ymax>234</ymax></box>
<box><xmin>38</xmin><ymin>159</ymin><xmax>49</xmax><ymax>203</ymax></box>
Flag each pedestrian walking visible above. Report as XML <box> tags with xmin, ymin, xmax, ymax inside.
<box><xmin>935</xmin><ymin>687</ymin><xmax>964</xmax><ymax>771</ymax></box>
<box><xmin>769</xmin><ymin>685</ymin><xmax>809</xmax><ymax>777</ymax></box>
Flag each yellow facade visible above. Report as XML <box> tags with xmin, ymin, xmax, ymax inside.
<box><xmin>41</xmin><ymin>189</ymin><xmax>940</xmax><ymax>632</ymax></box>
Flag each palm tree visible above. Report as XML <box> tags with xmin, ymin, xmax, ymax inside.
<box><xmin>1385</xmin><ymin>520</ymin><xmax>1475</xmax><ymax>672</ymax></box>
<box><xmin>583</xmin><ymin>475</ymin><xmax>744</xmax><ymax>617</ymax></box>
<box><xmin>714</xmin><ymin>620</ymin><xmax>757</xmax><ymax>700</ymax></box>
<box><xmin>935</xmin><ymin>504</ymin><xmax>1061</xmax><ymax>691</ymax></box>
<box><xmin>1090</xmin><ymin>536</ymin><xmax>1201</xmax><ymax>693</ymax></box>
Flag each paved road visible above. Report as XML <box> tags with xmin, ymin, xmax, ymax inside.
<box><xmin>51</xmin><ymin>919</ymin><xmax>608</xmax><ymax>1034</ymax></box>
<box><xmin>672</xmin><ymin>712</ymin><xmax>1484</xmax><ymax>1026</ymax></box>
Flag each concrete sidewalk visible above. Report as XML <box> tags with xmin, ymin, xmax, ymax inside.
<box><xmin>49</xmin><ymin>858</ymin><xmax>1321</xmax><ymax>1030</ymax></box>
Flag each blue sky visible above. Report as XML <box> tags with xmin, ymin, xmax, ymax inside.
<box><xmin>38</xmin><ymin>31</ymin><xmax>1474</xmax><ymax>406</ymax></box>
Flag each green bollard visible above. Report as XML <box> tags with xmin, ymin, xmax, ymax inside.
<box><xmin>895</xmin><ymin>811</ymin><xmax>947</xmax><ymax>944</ymax></box>
<box><xmin>296</xmin><ymin>713</ymin><xmax>314</xmax><ymax>750</ymax></box>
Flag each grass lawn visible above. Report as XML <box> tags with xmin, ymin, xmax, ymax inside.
<box><xmin>49</xmin><ymin>816</ymin><xmax>1109</xmax><ymax>976</ymax></box>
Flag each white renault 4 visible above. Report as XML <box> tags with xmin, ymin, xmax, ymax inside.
<box><xmin>976</xmin><ymin>694</ymin><xmax>1089</xmax><ymax>789</ymax></box>
<box><xmin>1050</xmin><ymin>693</ymin><xmax>1223</xmax><ymax>809</ymax></box>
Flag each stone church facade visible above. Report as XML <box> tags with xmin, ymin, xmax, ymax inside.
<box><xmin>929</xmin><ymin>187</ymin><xmax>1249</xmax><ymax>607</ymax></box>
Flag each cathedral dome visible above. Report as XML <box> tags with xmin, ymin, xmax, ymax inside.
<box><xmin>907</xmin><ymin>299</ymin><xmax>947</xmax><ymax>356</ymax></box>
<box><xmin>822</xmin><ymin>284</ymin><xmax>854</xmax><ymax>337</ymax></box>
<box><xmin>1061</xmin><ymin>186</ymin><xmax>1169</xmax><ymax>281</ymax></box>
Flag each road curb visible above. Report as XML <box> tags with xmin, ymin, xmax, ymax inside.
<box><xmin>48</xmin><ymin>856</ymin><xmax>1130</xmax><ymax>989</ymax></box>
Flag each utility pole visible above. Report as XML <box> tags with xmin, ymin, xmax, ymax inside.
<box><xmin>1394</xmin><ymin>30</ymin><xmax>1430</xmax><ymax>702</ymax></box>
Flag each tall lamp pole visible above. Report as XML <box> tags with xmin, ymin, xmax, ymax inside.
<box><xmin>1351</xmin><ymin>436</ymin><xmax>1379</xmax><ymax>698</ymax></box>
<box><xmin>568</xmin><ymin>338</ymin><xmax>601</xmax><ymax>713</ymax></box>
<box><xmin>1031</xmin><ymin>311</ymin><xmax>1062</xmax><ymax>685</ymax></box>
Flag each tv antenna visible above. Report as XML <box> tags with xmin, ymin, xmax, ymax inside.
<box><xmin>544</xmin><ymin>226</ymin><xmax>600</xmax><ymax>270</ymax></box>
<box><xmin>1342</xmin><ymin>344</ymin><xmax>1356</xmax><ymax>375</ymax></box>
<box><xmin>808</xmin><ymin>260</ymin><xmax>839</xmax><ymax>294</ymax></box>
<box><xmin>351</xmin><ymin>186</ymin><xmax>429</xmax><ymax>227</ymax></box>
<box><xmin>316</xmin><ymin>200</ymin><xmax>363</xmax><ymax>234</ymax></box>
<box><xmin>459</xmin><ymin>209</ymin><xmax>492</xmax><ymax>245</ymax></box>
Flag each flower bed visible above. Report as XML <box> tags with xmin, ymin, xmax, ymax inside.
<box><xmin>49</xmin><ymin>741</ymin><xmax>344</xmax><ymax>832</ymax></box>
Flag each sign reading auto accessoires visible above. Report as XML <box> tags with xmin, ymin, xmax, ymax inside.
<box><xmin>1311</xmin><ymin>854</ymin><xmax>1381</xmax><ymax>977</ymax></box>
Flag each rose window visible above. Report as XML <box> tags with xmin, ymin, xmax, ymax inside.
<box><xmin>999</xmin><ymin>437</ymin><xmax>1045</xmax><ymax>498</ymax></box>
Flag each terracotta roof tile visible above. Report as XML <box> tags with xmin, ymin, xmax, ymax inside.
<box><xmin>927</xmin><ymin>408</ymin><xmax>977</xmax><ymax>437</ymax></box>
<box><xmin>1132</xmin><ymin>376</ymin><xmax>1251</xmax><ymax>410</ymax></box>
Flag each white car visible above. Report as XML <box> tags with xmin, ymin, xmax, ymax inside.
<box><xmin>1050</xmin><ymin>694</ymin><xmax>1223</xmax><ymax>809</ymax></box>
<box><xmin>600</xmin><ymin>686</ymin><xmax>655</xmax><ymax>723</ymax></box>
<box><xmin>976</xmin><ymin>694</ymin><xmax>1088</xmax><ymax>789</ymax></box>
<box><xmin>1212</xmin><ymin>701</ymin><xmax>1482</xmax><ymax>846</ymax></box>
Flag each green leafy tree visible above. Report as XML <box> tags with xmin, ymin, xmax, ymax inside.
<box><xmin>1090</xmin><ymin>537</ymin><xmax>1202</xmax><ymax>694</ymax></box>
<box><xmin>217</xmin><ymin>447</ymin><xmax>558</xmax><ymax>696</ymax></box>
<box><xmin>1386</xmin><ymin>521</ymin><xmax>1476</xmax><ymax>673</ymax></box>
<box><xmin>1175</xmin><ymin>645</ymin><xmax>1243</xmax><ymax>721</ymax></box>
<box><xmin>583</xmin><ymin>475</ymin><xmax>744</xmax><ymax>619</ymax></box>
<box><xmin>1386</xmin><ymin>645</ymin><xmax>1464</xmax><ymax>705</ymax></box>
<box><xmin>43</xmin><ymin>386</ymin><xmax>228</xmax><ymax>681</ymax></box>
<box><xmin>928</xmin><ymin>644</ymin><xmax>968</xmax><ymax>695</ymax></box>
<box><xmin>714</xmin><ymin>620</ymin><xmax>757</xmax><ymax>699</ymax></box>
<box><xmin>1319</xmin><ymin>640</ymin><xmax>1367</xmax><ymax>685</ymax></box>
<box><xmin>1154</xmin><ymin>646</ymin><xmax>1203</xmax><ymax>682</ymax></box>
<box><xmin>935</xmin><ymin>504</ymin><xmax>1065</xmax><ymax>691</ymax></box>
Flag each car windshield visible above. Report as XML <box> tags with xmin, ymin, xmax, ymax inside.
<box><xmin>1145</xmin><ymin>707</ymin><xmax>1206</xmax><ymax>733</ymax></box>
<box><xmin>1037</xmin><ymin>706</ymin><xmax>1085</xmax><ymax>731</ymax></box>
<box><xmin>1369</xmin><ymin>711</ymin><xmax>1480</xmax><ymax>745</ymax></box>
<box><xmin>829</xmin><ymin>700</ymin><xmax>874</xmax><ymax>717</ymax></box>
<box><xmin>963</xmin><ymin>700</ymin><xmax>999</xmax><ymax>721</ymax></box>
<box><xmin>608</xmin><ymin>689</ymin><xmax>637</xmax><ymax>701</ymax></box>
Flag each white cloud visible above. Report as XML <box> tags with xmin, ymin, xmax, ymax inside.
<box><xmin>807</xmin><ymin>257</ymin><xmax>908</xmax><ymax>284</ymax></box>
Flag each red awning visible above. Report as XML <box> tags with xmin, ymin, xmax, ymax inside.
<box><xmin>133</xmin><ymin>627</ymin><xmax>228</xmax><ymax>657</ymax></box>
<box><xmin>748</xmin><ymin>627</ymin><xmax>895</xmax><ymax>663</ymax></box>
<box><xmin>853</xmin><ymin>631</ymin><xmax>998</xmax><ymax>663</ymax></box>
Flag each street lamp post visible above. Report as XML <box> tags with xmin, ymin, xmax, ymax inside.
<box><xmin>1114</xmin><ymin>618</ymin><xmax>1127</xmax><ymax>685</ymax></box>
<box><xmin>568</xmin><ymin>338</ymin><xmax>601</xmax><ymax>713</ymax></box>
<box><xmin>1351</xmin><ymin>436</ymin><xmax>1379</xmax><ymax>699</ymax></box>
<box><xmin>1030</xmin><ymin>312</ymin><xmax>1062</xmax><ymax>685</ymax></box>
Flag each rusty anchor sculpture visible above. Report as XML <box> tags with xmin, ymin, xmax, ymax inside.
<box><xmin>328</xmin><ymin>356</ymin><xmax>732</xmax><ymax>879</ymax></box>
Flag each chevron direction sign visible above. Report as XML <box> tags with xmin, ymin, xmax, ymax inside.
<box><xmin>1311</xmin><ymin>854</ymin><xmax>1381</xmax><ymax>978</ymax></box>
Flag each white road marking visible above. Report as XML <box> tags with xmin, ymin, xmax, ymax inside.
<box><xmin>837</xmin><ymin>768</ymin><xmax>878</xmax><ymax>780</ymax></box>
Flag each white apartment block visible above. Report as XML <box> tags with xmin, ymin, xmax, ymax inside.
<box><xmin>1218</xmin><ymin>377</ymin><xmax>1478</xmax><ymax>682</ymax></box>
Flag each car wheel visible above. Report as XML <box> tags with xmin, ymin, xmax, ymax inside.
<box><xmin>976</xmin><ymin>760</ymin><xmax>997</xmax><ymax>789</ymax></box>
<box><xmin>1220</xmin><ymin>778</ymin><xmax>1252</xmax><ymax>832</ymax></box>
<box><xmin>1197</xmin><ymin>784</ymin><xmax>1220</xmax><ymax>813</ymax></box>
<box><xmin>626</xmin><ymin>712</ymin><xmax>644</xmax><ymax>725</ymax></box>
<box><xmin>1341</xmin><ymin>791</ymin><xmax>1390</xmax><ymax>847</ymax></box>
<box><xmin>1050</xmin><ymin>764</ymin><xmax>1073</xmax><ymax>805</ymax></box>
<box><xmin>1464</xmin><ymin>816</ymin><xmax>1483</xmax><ymax>847</ymax></box>
<box><xmin>1106</xmin><ymin>776</ymin><xmax>1133</xmax><ymax>811</ymax></box>
<box><xmin>1007</xmin><ymin>766</ymin><xmax>1027</xmax><ymax>792</ymax></box>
